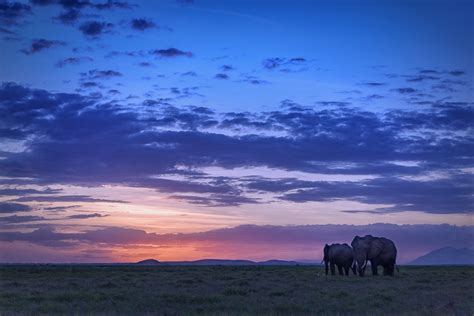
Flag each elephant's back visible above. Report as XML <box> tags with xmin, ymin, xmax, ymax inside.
<box><xmin>329</xmin><ymin>244</ymin><xmax>354</xmax><ymax>258</ymax></box>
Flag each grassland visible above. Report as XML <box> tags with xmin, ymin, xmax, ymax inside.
<box><xmin>0</xmin><ymin>265</ymin><xmax>473</xmax><ymax>315</ymax></box>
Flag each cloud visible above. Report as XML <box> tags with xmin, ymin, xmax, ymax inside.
<box><xmin>13</xmin><ymin>195</ymin><xmax>128</xmax><ymax>203</ymax></box>
<box><xmin>392</xmin><ymin>87</ymin><xmax>417</xmax><ymax>94</ymax></box>
<box><xmin>151</xmin><ymin>48</ymin><xmax>193</xmax><ymax>58</ymax></box>
<box><xmin>277</xmin><ymin>174</ymin><xmax>473</xmax><ymax>214</ymax></box>
<box><xmin>405</xmin><ymin>75</ymin><xmax>440</xmax><ymax>82</ymax></box>
<box><xmin>44</xmin><ymin>205</ymin><xmax>80</xmax><ymax>212</ymax></box>
<box><xmin>220</xmin><ymin>65</ymin><xmax>234</xmax><ymax>71</ymax></box>
<box><xmin>20</xmin><ymin>39</ymin><xmax>66</xmax><ymax>54</ymax></box>
<box><xmin>66</xmin><ymin>213</ymin><xmax>108</xmax><ymax>219</ymax></box>
<box><xmin>448</xmin><ymin>70</ymin><xmax>465</xmax><ymax>76</ymax></box>
<box><xmin>56</xmin><ymin>56</ymin><xmax>93</xmax><ymax>67</ymax></box>
<box><xmin>0</xmin><ymin>215</ymin><xmax>45</xmax><ymax>223</ymax></box>
<box><xmin>80</xmin><ymin>69</ymin><xmax>122</xmax><ymax>79</ymax></box>
<box><xmin>0</xmin><ymin>188</ymin><xmax>60</xmax><ymax>195</ymax></box>
<box><xmin>262</xmin><ymin>57</ymin><xmax>307</xmax><ymax>72</ymax></box>
<box><xmin>0</xmin><ymin>1</ymin><xmax>31</xmax><ymax>26</ymax></box>
<box><xmin>360</xmin><ymin>82</ymin><xmax>386</xmax><ymax>87</ymax></box>
<box><xmin>0</xmin><ymin>202</ymin><xmax>32</xmax><ymax>213</ymax></box>
<box><xmin>241</xmin><ymin>75</ymin><xmax>269</xmax><ymax>85</ymax></box>
<box><xmin>170</xmin><ymin>193</ymin><xmax>259</xmax><ymax>207</ymax></box>
<box><xmin>30</xmin><ymin>0</ymin><xmax>132</xmax><ymax>10</ymax></box>
<box><xmin>79</xmin><ymin>21</ymin><xmax>113</xmax><ymax>37</ymax></box>
<box><xmin>0</xmin><ymin>82</ymin><xmax>472</xmax><ymax>212</ymax></box>
<box><xmin>316</xmin><ymin>101</ymin><xmax>351</xmax><ymax>107</ymax></box>
<box><xmin>54</xmin><ymin>9</ymin><xmax>80</xmax><ymax>24</ymax></box>
<box><xmin>0</xmin><ymin>26</ymin><xmax>15</xmax><ymax>34</ymax></box>
<box><xmin>214</xmin><ymin>73</ymin><xmax>229</xmax><ymax>80</ymax></box>
<box><xmin>130</xmin><ymin>18</ymin><xmax>155</xmax><ymax>31</ymax></box>
<box><xmin>181</xmin><ymin>71</ymin><xmax>196</xmax><ymax>76</ymax></box>
<box><xmin>0</xmin><ymin>224</ymin><xmax>472</xmax><ymax>262</ymax></box>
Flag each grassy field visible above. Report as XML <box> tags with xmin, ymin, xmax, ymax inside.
<box><xmin>0</xmin><ymin>265</ymin><xmax>473</xmax><ymax>315</ymax></box>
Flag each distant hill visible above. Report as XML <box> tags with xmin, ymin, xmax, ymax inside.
<box><xmin>410</xmin><ymin>247</ymin><xmax>474</xmax><ymax>265</ymax></box>
<box><xmin>135</xmin><ymin>259</ymin><xmax>161</xmax><ymax>265</ymax></box>
<box><xmin>134</xmin><ymin>259</ymin><xmax>313</xmax><ymax>266</ymax></box>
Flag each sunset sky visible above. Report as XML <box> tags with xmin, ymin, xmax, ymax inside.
<box><xmin>0</xmin><ymin>0</ymin><xmax>473</xmax><ymax>263</ymax></box>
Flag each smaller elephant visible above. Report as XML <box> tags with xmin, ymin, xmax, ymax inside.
<box><xmin>323</xmin><ymin>243</ymin><xmax>356</xmax><ymax>276</ymax></box>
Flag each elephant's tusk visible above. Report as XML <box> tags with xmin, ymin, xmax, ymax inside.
<box><xmin>361</xmin><ymin>260</ymin><xmax>367</xmax><ymax>269</ymax></box>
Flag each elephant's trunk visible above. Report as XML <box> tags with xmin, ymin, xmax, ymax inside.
<box><xmin>356</xmin><ymin>258</ymin><xmax>367</xmax><ymax>277</ymax></box>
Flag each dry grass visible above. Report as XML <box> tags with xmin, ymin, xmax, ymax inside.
<box><xmin>0</xmin><ymin>265</ymin><xmax>473</xmax><ymax>315</ymax></box>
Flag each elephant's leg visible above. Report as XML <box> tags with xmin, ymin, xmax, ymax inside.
<box><xmin>344</xmin><ymin>266</ymin><xmax>349</xmax><ymax>276</ymax></box>
<box><xmin>337</xmin><ymin>265</ymin><xmax>343</xmax><ymax>275</ymax></box>
<box><xmin>330</xmin><ymin>262</ymin><xmax>336</xmax><ymax>275</ymax></box>
<box><xmin>387</xmin><ymin>264</ymin><xmax>395</xmax><ymax>276</ymax></box>
<box><xmin>383</xmin><ymin>265</ymin><xmax>388</xmax><ymax>276</ymax></box>
<box><xmin>371</xmin><ymin>260</ymin><xmax>378</xmax><ymax>276</ymax></box>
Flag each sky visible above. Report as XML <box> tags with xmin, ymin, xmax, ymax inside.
<box><xmin>0</xmin><ymin>0</ymin><xmax>473</xmax><ymax>263</ymax></box>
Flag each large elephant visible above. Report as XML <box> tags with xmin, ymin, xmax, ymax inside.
<box><xmin>351</xmin><ymin>235</ymin><xmax>397</xmax><ymax>276</ymax></box>
<box><xmin>323</xmin><ymin>243</ymin><xmax>356</xmax><ymax>276</ymax></box>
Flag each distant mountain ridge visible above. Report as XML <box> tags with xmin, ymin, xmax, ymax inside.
<box><xmin>135</xmin><ymin>259</ymin><xmax>310</xmax><ymax>266</ymax></box>
<box><xmin>410</xmin><ymin>247</ymin><xmax>474</xmax><ymax>265</ymax></box>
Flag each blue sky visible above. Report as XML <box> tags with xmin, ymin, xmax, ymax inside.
<box><xmin>0</xmin><ymin>0</ymin><xmax>472</xmax><ymax>262</ymax></box>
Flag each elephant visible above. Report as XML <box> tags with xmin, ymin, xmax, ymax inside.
<box><xmin>323</xmin><ymin>243</ymin><xmax>356</xmax><ymax>276</ymax></box>
<box><xmin>351</xmin><ymin>235</ymin><xmax>397</xmax><ymax>277</ymax></box>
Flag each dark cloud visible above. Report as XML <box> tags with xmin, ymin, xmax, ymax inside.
<box><xmin>220</xmin><ymin>65</ymin><xmax>234</xmax><ymax>72</ymax></box>
<box><xmin>214</xmin><ymin>73</ymin><xmax>229</xmax><ymax>80</ymax></box>
<box><xmin>0</xmin><ymin>188</ymin><xmax>60</xmax><ymax>196</ymax></box>
<box><xmin>44</xmin><ymin>205</ymin><xmax>79</xmax><ymax>211</ymax></box>
<box><xmin>419</xmin><ymin>69</ymin><xmax>441</xmax><ymax>75</ymax></box>
<box><xmin>0</xmin><ymin>202</ymin><xmax>32</xmax><ymax>213</ymax></box>
<box><xmin>21</xmin><ymin>39</ymin><xmax>66</xmax><ymax>54</ymax></box>
<box><xmin>54</xmin><ymin>9</ymin><xmax>80</xmax><ymax>24</ymax></box>
<box><xmin>13</xmin><ymin>195</ymin><xmax>128</xmax><ymax>203</ymax></box>
<box><xmin>276</xmin><ymin>174</ymin><xmax>473</xmax><ymax>214</ymax></box>
<box><xmin>151</xmin><ymin>48</ymin><xmax>193</xmax><ymax>58</ymax></box>
<box><xmin>138</xmin><ymin>62</ymin><xmax>152</xmax><ymax>67</ymax></box>
<box><xmin>242</xmin><ymin>75</ymin><xmax>269</xmax><ymax>85</ymax></box>
<box><xmin>106</xmin><ymin>50</ymin><xmax>145</xmax><ymax>58</ymax></box>
<box><xmin>130</xmin><ymin>18</ymin><xmax>155</xmax><ymax>31</ymax></box>
<box><xmin>80</xmin><ymin>81</ymin><xmax>102</xmax><ymax>88</ymax></box>
<box><xmin>168</xmin><ymin>86</ymin><xmax>203</xmax><ymax>98</ymax></box>
<box><xmin>80</xmin><ymin>69</ymin><xmax>122</xmax><ymax>79</ymax></box>
<box><xmin>0</xmin><ymin>224</ymin><xmax>472</xmax><ymax>262</ymax></box>
<box><xmin>0</xmin><ymin>215</ymin><xmax>45</xmax><ymax>223</ymax></box>
<box><xmin>0</xmin><ymin>82</ymin><xmax>472</xmax><ymax>211</ymax></box>
<box><xmin>169</xmin><ymin>194</ymin><xmax>259</xmax><ymax>207</ymax></box>
<box><xmin>316</xmin><ymin>101</ymin><xmax>351</xmax><ymax>107</ymax></box>
<box><xmin>93</xmin><ymin>1</ymin><xmax>131</xmax><ymax>10</ymax></box>
<box><xmin>262</xmin><ymin>57</ymin><xmax>307</xmax><ymax>72</ymax></box>
<box><xmin>66</xmin><ymin>212</ymin><xmax>107</xmax><ymax>219</ymax></box>
<box><xmin>0</xmin><ymin>26</ymin><xmax>15</xmax><ymax>34</ymax></box>
<box><xmin>30</xmin><ymin>0</ymin><xmax>132</xmax><ymax>10</ymax></box>
<box><xmin>56</xmin><ymin>56</ymin><xmax>93</xmax><ymax>67</ymax></box>
<box><xmin>393</xmin><ymin>87</ymin><xmax>417</xmax><ymax>94</ymax></box>
<box><xmin>405</xmin><ymin>75</ymin><xmax>440</xmax><ymax>82</ymax></box>
<box><xmin>0</xmin><ymin>1</ymin><xmax>31</xmax><ymax>26</ymax></box>
<box><xmin>181</xmin><ymin>71</ymin><xmax>197</xmax><ymax>76</ymax></box>
<box><xmin>448</xmin><ymin>70</ymin><xmax>465</xmax><ymax>76</ymax></box>
<box><xmin>79</xmin><ymin>21</ymin><xmax>113</xmax><ymax>37</ymax></box>
<box><xmin>360</xmin><ymin>82</ymin><xmax>386</xmax><ymax>87</ymax></box>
